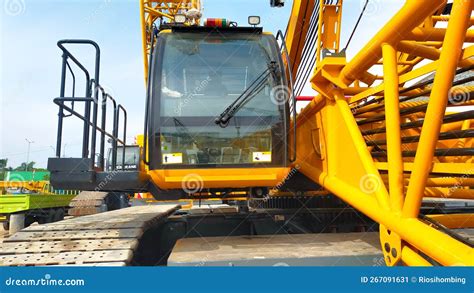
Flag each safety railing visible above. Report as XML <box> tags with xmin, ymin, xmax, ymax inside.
<box><xmin>53</xmin><ymin>39</ymin><xmax>128</xmax><ymax>171</ymax></box>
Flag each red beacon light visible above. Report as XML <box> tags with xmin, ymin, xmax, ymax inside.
<box><xmin>204</xmin><ymin>18</ymin><xmax>232</xmax><ymax>28</ymax></box>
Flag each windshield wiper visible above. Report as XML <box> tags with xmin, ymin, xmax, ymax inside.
<box><xmin>214</xmin><ymin>61</ymin><xmax>279</xmax><ymax>128</ymax></box>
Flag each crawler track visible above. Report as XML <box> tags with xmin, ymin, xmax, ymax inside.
<box><xmin>0</xmin><ymin>205</ymin><xmax>179</xmax><ymax>266</ymax></box>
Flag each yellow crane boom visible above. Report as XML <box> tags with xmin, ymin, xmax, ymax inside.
<box><xmin>140</xmin><ymin>0</ymin><xmax>201</xmax><ymax>81</ymax></box>
<box><xmin>285</xmin><ymin>0</ymin><xmax>474</xmax><ymax>266</ymax></box>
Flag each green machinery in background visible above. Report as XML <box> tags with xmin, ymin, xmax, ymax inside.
<box><xmin>0</xmin><ymin>171</ymin><xmax>78</xmax><ymax>233</ymax></box>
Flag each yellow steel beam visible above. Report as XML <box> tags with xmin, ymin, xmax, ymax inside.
<box><xmin>291</xmin><ymin>0</ymin><xmax>473</xmax><ymax>266</ymax></box>
<box><xmin>401</xmin><ymin>246</ymin><xmax>432</xmax><ymax>266</ymax></box>
<box><xmin>318</xmin><ymin>1</ymin><xmax>343</xmax><ymax>57</ymax></box>
<box><xmin>432</xmin><ymin>15</ymin><xmax>474</xmax><ymax>26</ymax></box>
<box><xmin>375</xmin><ymin>162</ymin><xmax>474</xmax><ymax>176</ymax></box>
<box><xmin>348</xmin><ymin>44</ymin><xmax>474</xmax><ymax>104</ymax></box>
<box><xmin>424</xmin><ymin>177</ymin><xmax>474</xmax><ymax>187</ymax></box>
<box><xmin>339</xmin><ymin>0</ymin><xmax>446</xmax><ymax>86</ymax></box>
<box><xmin>427</xmin><ymin>214</ymin><xmax>474</xmax><ymax>229</ymax></box>
<box><xmin>285</xmin><ymin>0</ymin><xmax>316</xmax><ymax>80</ymax></box>
<box><xmin>398</xmin><ymin>41</ymin><xmax>474</xmax><ymax>67</ymax></box>
<box><xmin>300</xmin><ymin>170</ymin><xmax>474</xmax><ymax>265</ymax></box>
<box><xmin>408</xmin><ymin>27</ymin><xmax>474</xmax><ymax>42</ymax></box>
<box><xmin>424</xmin><ymin>188</ymin><xmax>474</xmax><ymax>200</ymax></box>
<box><xmin>382</xmin><ymin>43</ymin><xmax>404</xmax><ymax>212</ymax></box>
<box><xmin>403</xmin><ymin>0</ymin><xmax>473</xmax><ymax>218</ymax></box>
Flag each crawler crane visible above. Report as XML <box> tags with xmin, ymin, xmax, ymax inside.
<box><xmin>0</xmin><ymin>0</ymin><xmax>472</xmax><ymax>266</ymax></box>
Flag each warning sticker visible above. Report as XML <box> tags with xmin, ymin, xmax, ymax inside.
<box><xmin>162</xmin><ymin>153</ymin><xmax>183</xmax><ymax>164</ymax></box>
<box><xmin>252</xmin><ymin>152</ymin><xmax>272</xmax><ymax>163</ymax></box>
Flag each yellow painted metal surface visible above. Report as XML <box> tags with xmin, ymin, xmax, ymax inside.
<box><xmin>427</xmin><ymin>214</ymin><xmax>474</xmax><ymax>229</ymax></box>
<box><xmin>136</xmin><ymin>0</ymin><xmax>474</xmax><ymax>266</ymax></box>
<box><xmin>0</xmin><ymin>194</ymin><xmax>75</xmax><ymax>214</ymax></box>
<box><xmin>149</xmin><ymin>167</ymin><xmax>290</xmax><ymax>190</ymax></box>
<box><xmin>284</xmin><ymin>0</ymin><xmax>316</xmax><ymax>80</ymax></box>
<box><xmin>287</xmin><ymin>0</ymin><xmax>474</xmax><ymax>266</ymax></box>
<box><xmin>0</xmin><ymin>181</ymin><xmax>49</xmax><ymax>194</ymax></box>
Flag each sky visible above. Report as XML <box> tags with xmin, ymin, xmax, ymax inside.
<box><xmin>0</xmin><ymin>0</ymin><xmax>405</xmax><ymax>168</ymax></box>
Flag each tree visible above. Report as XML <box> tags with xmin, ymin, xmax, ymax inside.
<box><xmin>14</xmin><ymin>162</ymin><xmax>36</xmax><ymax>171</ymax></box>
<box><xmin>0</xmin><ymin>159</ymin><xmax>7</xmax><ymax>170</ymax></box>
<box><xmin>0</xmin><ymin>159</ymin><xmax>7</xmax><ymax>181</ymax></box>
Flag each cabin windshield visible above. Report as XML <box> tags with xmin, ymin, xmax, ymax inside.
<box><xmin>152</xmin><ymin>32</ymin><xmax>287</xmax><ymax>167</ymax></box>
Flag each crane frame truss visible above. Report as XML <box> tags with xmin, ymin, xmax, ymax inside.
<box><xmin>139</xmin><ymin>0</ymin><xmax>201</xmax><ymax>81</ymax></box>
<box><xmin>292</xmin><ymin>0</ymin><xmax>474</xmax><ymax>266</ymax></box>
